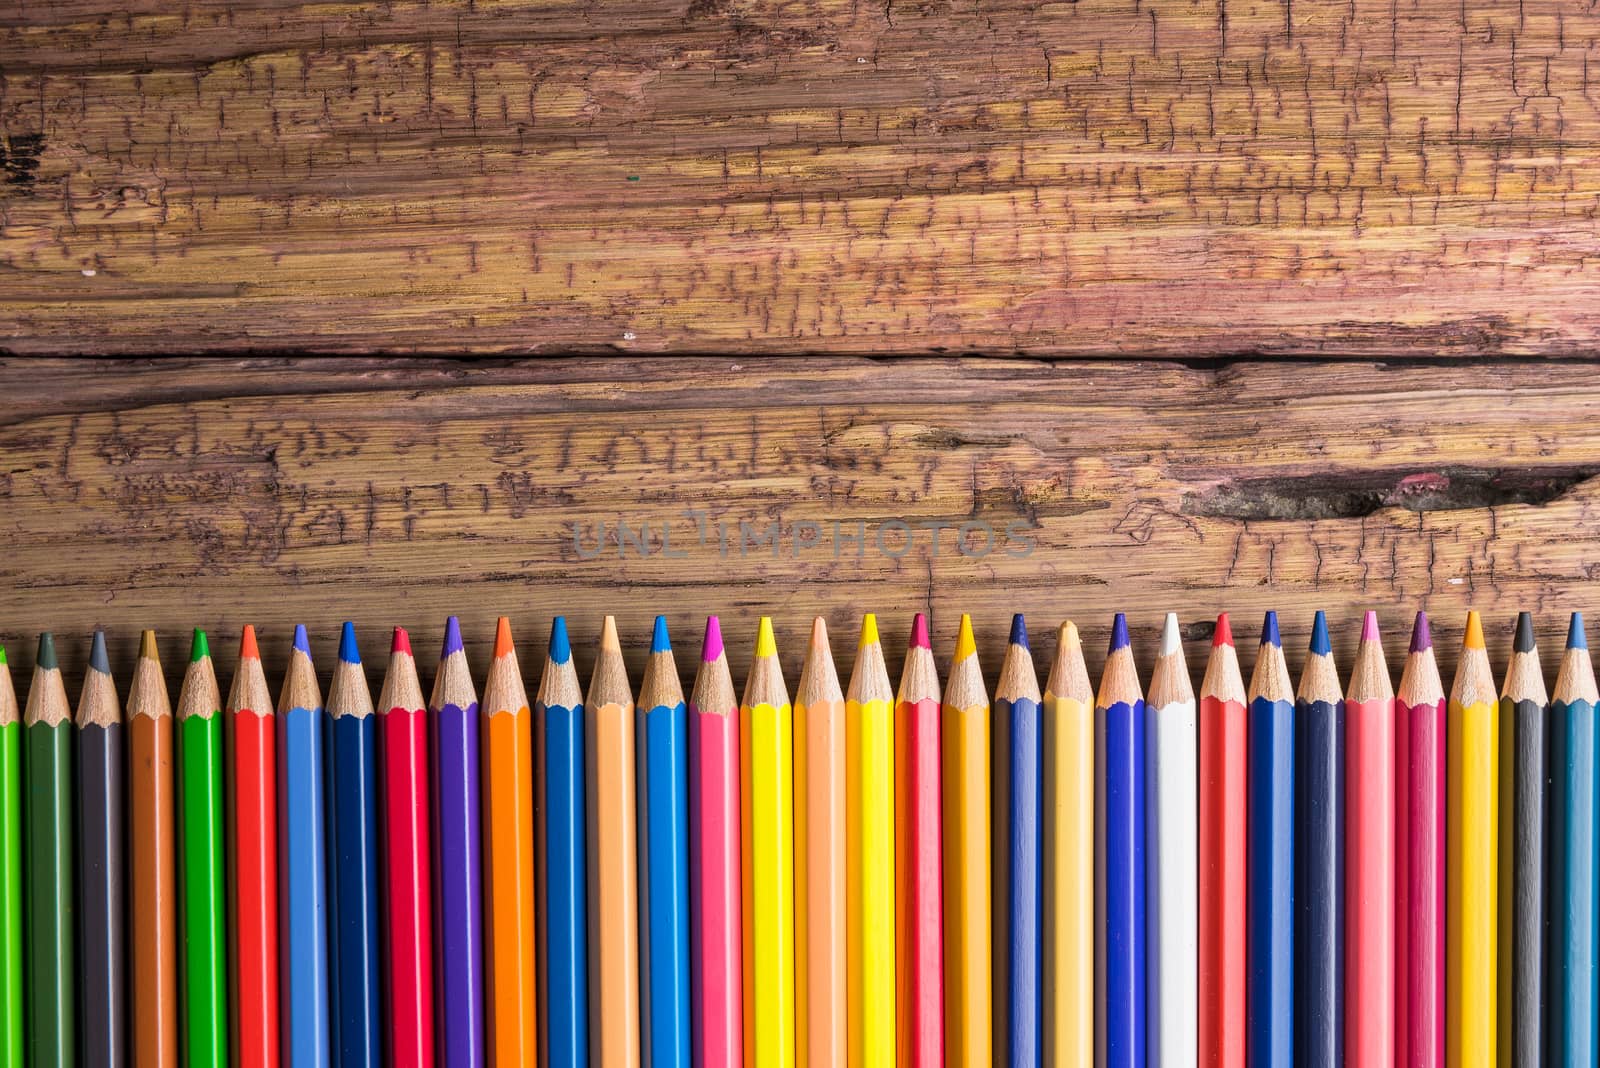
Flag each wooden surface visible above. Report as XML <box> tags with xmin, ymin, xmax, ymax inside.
<box><xmin>2</xmin><ymin>356</ymin><xmax>1596</xmax><ymax>692</ymax></box>
<box><xmin>4</xmin><ymin>0</ymin><xmax>1600</xmax><ymax>355</ymax></box>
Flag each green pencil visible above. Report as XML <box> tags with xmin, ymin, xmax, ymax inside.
<box><xmin>23</xmin><ymin>633</ymin><xmax>75</xmax><ymax>1067</ymax></box>
<box><xmin>176</xmin><ymin>629</ymin><xmax>228</xmax><ymax>1066</ymax></box>
<box><xmin>0</xmin><ymin>647</ymin><xmax>21</xmax><ymax>1067</ymax></box>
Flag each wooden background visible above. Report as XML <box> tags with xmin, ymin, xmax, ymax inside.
<box><xmin>1</xmin><ymin>357</ymin><xmax>1595</xmax><ymax>695</ymax></box>
<box><xmin>4</xmin><ymin>0</ymin><xmax>1600</xmax><ymax>690</ymax></box>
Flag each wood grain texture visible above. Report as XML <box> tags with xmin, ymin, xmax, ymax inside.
<box><xmin>1</xmin><ymin>356</ymin><xmax>1597</xmax><ymax>690</ymax></box>
<box><xmin>3</xmin><ymin>1</ymin><xmax>1600</xmax><ymax>355</ymax></box>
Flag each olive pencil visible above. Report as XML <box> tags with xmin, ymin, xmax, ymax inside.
<box><xmin>129</xmin><ymin>629</ymin><xmax>177</xmax><ymax>1068</ymax></box>
<box><xmin>1497</xmin><ymin>612</ymin><xmax>1546</xmax><ymax>1067</ymax></box>
<box><xmin>24</xmin><ymin>633</ymin><xmax>74</xmax><ymax>1067</ymax></box>
<box><xmin>1246</xmin><ymin>612</ymin><xmax>1293</xmax><ymax>1068</ymax></box>
<box><xmin>1550</xmin><ymin>613</ymin><xmax>1596</xmax><ymax>1066</ymax></box>
<box><xmin>1294</xmin><ymin>611</ymin><xmax>1343</xmax><ymax>1068</ymax></box>
<box><xmin>279</xmin><ymin>624</ymin><xmax>331</xmax><ymax>1067</ymax></box>
<box><xmin>79</xmin><ymin>628</ymin><xmax>127</xmax><ymax>1067</ymax></box>
<box><xmin>175</xmin><ymin>630</ymin><xmax>228</xmax><ymax>1067</ymax></box>
<box><xmin>0</xmin><ymin>647</ymin><xmax>18</xmax><ymax>1068</ymax></box>
<box><xmin>327</xmin><ymin>623</ymin><xmax>382</xmax><ymax>1068</ymax></box>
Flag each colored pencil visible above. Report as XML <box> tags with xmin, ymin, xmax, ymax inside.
<box><xmin>1550</xmin><ymin>612</ymin><xmax>1597</xmax><ymax>1066</ymax></box>
<box><xmin>1396</xmin><ymin>612</ymin><xmax>1446</xmax><ymax>1068</ymax></box>
<box><xmin>1199</xmin><ymin>613</ymin><xmax>1248</xmax><ymax>1068</ymax></box>
<box><xmin>175</xmin><ymin>630</ymin><xmax>228</xmax><ymax>1068</ymax></box>
<box><xmin>24</xmin><ymin>633</ymin><xmax>75</xmax><ymax>1067</ymax></box>
<box><xmin>0</xmin><ymin>646</ymin><xmax>18</xmax><ymax>1068</ymax></box>
<box><xmin>1147</xmin><ymin>611</ymin><xmax>1196</xmax><ymax>1067</ymax></box>
<box><xmin>942</xmin><ymin>614</ymin><xmax>991</xmax><ymax>1066</ymax></box>
<box><xmin>377</xmin><ymin>627</ymin><xmax>434</xmax><ymax>1068</ymax></box>
<box><xmin>1246</xmin><ymin>611</ymin><xmax>1293</xmax><ymax>1068</ymax></box>
<box><xmin>895</xmin><ymin>612</ymin><xmax>943</xmax><ymax>1068</ymax></box>
<box><xmin>79</xmin><ymin>628</ymin><xmax>127</xmax><ymax>1067</ymax></box>
<box><xmin>587</xmin><ymin>616</ymin><xmax>641</xmax><ymax>1068</ymax></box>
<box><xmin>637</xmin><ymin>616</ymin><xmax>691</xmax><ymax>1068</ymax></box>
<box><xmin>689</xmin><ymin>616</ymin><xmax>741</xmax><ymax>1068</ymax></box>
<box><xmin>846</xmin><ymin>614</ymin><xmax>895</xmax><ymax>1068</ymax></box>
<box><xmin>741</xmin><ymin>617</ymin><xmax>796</xmax><ymax>1068</ymax></box>
<box><xmin>995</xmin><ymin>614</ymin><xmax>1041</xmax><ymax>1067</ymax></box>
<box><xmin>1098</xmin><ymin>612</ymin><xmax>1147</xmax><ymax>1068</ymax></box>
<box><xmin>228</xmin><ymin>625</ymin><xmax>279</xmax><ymax>1068</ymax></box>
<box><xmin>279</xmin><ymin>624</ymin><xmax>331</xmax><ymax>1067</ymax></box>
<box><xmin>1344</xmin><ymin>611</ymin><xmax>1395</xmax><ymax>1068</ymax></box>
<box><xmin>535</xmin><ymin>616</ymin><xmax>589</xmax><ymax>1067</ymax></box>
<box><xmin>482</xmin><ymin>617</ymin><xmax>538</xmax><ymax>1063</ymax></box>
<box><xmin>1042</xmin><ymin>621</ymin><xmax>1091</xmax><ymax>1067</ymax></box>
<box><xmin>130</xmin><ymin>629</ymin><xmax>177</xmax><ymax>1068</ymax></box>
<box><xmin>1497</xmin><ymin>612</ymin><xmax>1546</xmax><ymax>1066</ymax></box>
<box><xmin>1447</xmin><ymin>610</ymin><xmax>1497</xmax><ymax>1067</ymax></box>
<box><xmin>430</xmin><ymin>617</ymin><xmax>485</xmax><ymax>1068</ymax></box>
<box><xmin>327</xmin><ymin>623</ymin><xmax>382</xmax><ymax>1068</ymax></box>
<box><xmin>794</xmin><ymin>617</ymin><xmax>845</xmax><ymax>1068</ymax></box>
<box><xmin>1294</xmin><ymin>611</ymin><xmax>1343</xmax><ymax>1068</ymax></box>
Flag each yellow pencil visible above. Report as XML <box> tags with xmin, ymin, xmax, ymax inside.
<box><xmin>847</xmin><ymin>614</ymin><xmax>896</xmax><ymax>1067</ymax></box>
<box><xmin>1448</xmin><ymin>610</ymin><xmax>1498</xmax><ymax>1068</ymax></box>
<box><xmin>742</xmin><ymin>618</ymin><xmax>796</xmax><ymax>1068</ymax></box>
<box><xmin>1042</xmin><ymin>621</ymin><xmax>1093</xmax><ymax>1066</ymax></box>
<box><xmin>942</xmin><ymin>614</ymin><xmax>991</xmax><ymax>1064</ymax></box>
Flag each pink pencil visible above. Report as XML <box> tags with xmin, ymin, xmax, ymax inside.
<box><xmin>895</xmin><ymin>613</ymin><xmax>943</xmax><ymax>1066</ymax></box>
<box><xmin>1396</xmin><ymin>611</ymin><xmax>1446</xmax><ymax>1068</ymax></box>
<box><xmin>689</xmin><ymin>617</ymin><xmax>742</xmax><ymax>1068</ymax></box>
<box><xmin>1345</xmin><ymin>612</ymin><xmax>1395</xmax><ymax>1067</ymax></box>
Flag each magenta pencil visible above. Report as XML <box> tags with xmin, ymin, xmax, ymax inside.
<box><xmin>1396</xmin><ymin>611</ymin><xmax>1446</xmax><ymax>1068</ymax></box>
<box><xmin>689</xmin><ymin>617</ymin><xmax>741</xmax><ymax>1067</ymax></box>
<box><xmin>1346</xmin><ymin>611</ymin><xmax>1395</xmax><ymax>1068</ymax></box>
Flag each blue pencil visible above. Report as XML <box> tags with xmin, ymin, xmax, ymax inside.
<box><xmin>1247</xmin><ymin>611</ymin><xmax>1295</xmax><ymax>1068</ymax></box>
<box><xmin>1293</xmin><ymin>611</ymin><xmax>1343</xmax><ymax>1068</ymax></box>
<box><xmin>1097</xmin><ymin>612</ymin><xmax>1147</xmax><ymax>1068</ymax></box>
<box><xmin>1550</xmin><ymin>612</ymin><xmax>1597</xmax><ymax>1066</ymax></box>
<box><xmin>637</xmin><ymin>616</ymin><xmax>691</xmax><ymax>1067</ymax></box>
<box><xmin>534</xmin><ymin>616</ymin><xmax>589</xmax><ymax>1066</ymax></box>
<box><xmin>995</xmin><ymin>613</ymin><xmax>1042</xmax><ymax>1067</ymax></box>
<box><xmin>325</xmin><ymin>623</ymin><xmax>382</xmax><ymax>1068</ymax></box>
<box><xmin>278</xmin><ymin>625</ymin><xmax>331</xmax><ymax>1067</ymax></box>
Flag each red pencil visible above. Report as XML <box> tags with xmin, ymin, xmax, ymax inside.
<box><xmin>1199</xmin><ymin>613</ymin><xmax>1247</xmax><ymax>1068</ymax></box>
<box><xmin>378</xmin><ymin>627</ymin><xmax>434</xmax><ymax>1068</ymax></box>
<box><xmin>226</xmin><ymin>625</ymin><xmax>279</xmax><ymax>1068</ymax></box>
<box><xmin>895</xmin><ymin>613</ymin><xmax>943</xmax><ymax>1067</ymax></box>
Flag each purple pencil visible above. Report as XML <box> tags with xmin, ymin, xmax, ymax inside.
<box><xmin>431</xmin><ymin>617</ymin><xmax>486</xmax><ymax>1068</ymax></box>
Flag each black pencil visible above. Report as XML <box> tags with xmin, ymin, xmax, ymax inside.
<box><xmin>1499</xmin><ymin>611</ymin><xmax>1548</xmax><ymax>1066</ymax></box>
<box><xmin>77</xmin><ymin>628</ymin><xmax>127</xmax><ymax>1066</ymax></box>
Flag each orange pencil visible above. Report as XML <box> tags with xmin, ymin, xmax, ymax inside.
<box><xmin>794</xmin><ymin>617</ymin><xmax>846</xmax><ymax>1067</ymax></box>
<box><xmin>482</xmin><ymin>617</ymin><xmax>537</xmax><ymax>1063</ymax></box>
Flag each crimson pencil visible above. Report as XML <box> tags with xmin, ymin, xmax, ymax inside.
<box><xmin>227</xmin><ymin>626</ymin><xmax>279</xmax><ymax>1068</ymax></box>
<box><xmin>1198</xmin><ymin>613</ymin><xmax>1247</xmax><ymax>1068</ymax></box>
<box><xmin>1396</xmin><ymin>612</ymin><xmax>1445</xmax><ymax>1068</ymax></box>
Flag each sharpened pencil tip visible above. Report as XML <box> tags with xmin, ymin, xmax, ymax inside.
<box><xmin>89</xmin><ymin>630</ymin><xmax>110</xmax><ymax>674</ymax></box>
<box><xmin>701</xmin><ymin>616</ymin><xmax>723</xmax><ymax>663</ymax></box>
<box><xmin>858</xmin><ymin>613</ymin><xmax>878</xmax><ymax>649</ymax></box>
<box><xmin>910</xmin><ymin>613</ymin><xmax>930</xmax><ymax>650</ymax></box>
<box><xmin>1010</xmin><ymin>613</ymin><xmax>1029</xmax><ymax>649</ymax></box>
<box><xmin>1309</xmin><ymin>611</ymin><xmax>1331</xmax><ymax>656</ymax></box>
<box><xmin>1514</xmin><ymin>611</ymin><xmax>1536</xmax><ymax>654</ymax></box>
<box><xmin>954</xmin><ymin>614</ymin><xmax>976</xmax><ymax>661</ymax></box>
<box><xmin>1361</xmin><ymin>610</ymin><xmax>1380</xmax><ymax>643</ymax></box>
<box><xmin>339</xmin><ymin>621</ymin><xmax>360</xmax><ymax>665</ymax></box>
<box><xmin>442</xmin><ymin>616</ymin><xmax>465</xmax><ymax>657</ymax></box>
<box><xmin>292</xmin><ymin>624</ymin><xmax>311</xmax><ymax>655</ymax></box>
<box><xmin>240</xmin><ymin>625</ymin><xmax>260</xmax><ymax>661</ymax></box>
<box><xmin>1464</xmin><ymin>610</ymin><xmax>1485</xmax><ymax>650</ymax></box>
<box><xmin>391</xmin><ymin>627</ymin><xmax>411</xmax><ymax>657</ymax></box>
<box><xmin>755</xmin><ymin>617</ymin><xmax>776</xmax><ymax>659</ymax></box>
<box><xmin>650</xmin><ymin>615</ymin><xmax>670</xmax><ymax>654</ymax></box>
<box><xmin>548</xmin><ymin>616</ymin><xmax>571</xmax><ymax>664</ymax></box>
<box><xmin>189</xmin><ymin>629</ymin><xmax>209</xmax><ymax>664</ymax></box>
<box><xmin>493</xmin><ymin>617</ymin><xmax>514</xmax><ymax>659</ymax></box>
<box><xmin>1260</xmin><ymin>611</ymin><xmax>1281</xmax><ymax>648</ymax></box>
<box><xmin>1059</xmin><ymin>620</ymin><xmax>1080</xmax><ymax>650</ymax></box>
<box><xmin>1409</xmin><ymin>611</ymin><xmax>1432</xmax><ymax>653</ymax></box>
<box><xmin>1213</xmin><ymin>612</ymin><xmax>1233</xmax><ymax>648</ymax></box>
<box><xmin>1159</xmin><ymin>612</ymin><xmax>1180</xmax><ymax>655</ymax></box>
<box><xmin>35</xmin><ymin>633</ymin><xmax>56</xmax><ymax>671</ymax></box>
<box><xmin>140</xmin><ymin>628</ymin><xmax>160</xmax><ymax>663</ymax></box>
<box><xmin>810</xmin><ymin>616</ymin><xmax>829</xmax><ymax>648</ymax></box>
<box><xmin>1109</xmin><ymin>612</ymin><xmax>1130</xmax><ymax>653</ymax></box>
<box><xmin>1569</xmin><ymin>612</ymin><xmax>1588</xmax><ymax>651</ymax></box>
<box><xmin>599</xmin><ymin>615</ymin><xmax>620</xmax><ymax>653</ymax></box>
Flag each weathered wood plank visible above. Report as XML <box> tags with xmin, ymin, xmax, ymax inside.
<box><xmin>3</xmin><ymin>0</ymin><xmax>1600</xmax><ymax>354</ymax></box>
<box><xmin>1</xmin><ymin>357</ymin><xmax>1596</xmax><ymax>691</ymax></box>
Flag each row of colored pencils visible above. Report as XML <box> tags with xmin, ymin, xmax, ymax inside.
<box><xmin>0</xmin><ymin>608</ymin><xmax>1589</xmax><ymax>1067</ymax></box>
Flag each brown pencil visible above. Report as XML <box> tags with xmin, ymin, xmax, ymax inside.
<box><xmin>130</xmin><ymin>629</ymin><xmax>178</xmax><ymax>1067</ymax></box>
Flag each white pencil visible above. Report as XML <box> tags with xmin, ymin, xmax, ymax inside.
<box><xmin>1146</xmin><ymin>611</ymin><xmax>1198</xmax><ymax>1066</ymax></box>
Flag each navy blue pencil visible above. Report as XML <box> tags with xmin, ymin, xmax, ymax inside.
<box><xmin>1248</xmin><ymin>611</ymin><xmax>1294</xmax><ymax>1068</ymax></box>
<box><xmin>1294</xmin><ymin>611</ymin><xmax>1343</xmax><ymax>1068</ymax></box>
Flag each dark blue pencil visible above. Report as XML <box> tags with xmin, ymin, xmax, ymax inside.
<box><xmin>1247</xmin><ymin>611</ymin><xmax>1294</xmax><ymax>1068</ymax></box>
<box><xmin>1097</xmin><ymin>612</ymin><xmax>1146</xmax><ymax>1068</ymax></box>
<box><xmin>326</xmin><ymin>623</ymin><xmax>382</xmax><ymax>1068</ymax></box>
<box><xmin>1551</xmin><ymin>612</ymin><xmax>1597</xmax><ymax>1066</ymax></box>
<box><xmin>1293</xmin><ymin>611</ymin><xmax>1343</xmax><ymax>1068</ymax></box>
<box><xmin>995</xmin><ymin>614</ymin><xmax>1042</xmax><ymax>1067</ymax></box>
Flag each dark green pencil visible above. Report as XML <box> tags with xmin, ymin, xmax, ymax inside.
<box><xmin>23</xmin><ymin>633</ymin><xmax>75</xmax><ymax>1066</ymax></box>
